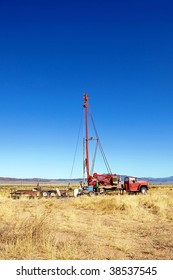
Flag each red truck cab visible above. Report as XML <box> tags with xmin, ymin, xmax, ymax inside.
<box><xmin>124</xmin><ymin>176</ymin><xmax>149</xmax><ymax>194</ymax></box>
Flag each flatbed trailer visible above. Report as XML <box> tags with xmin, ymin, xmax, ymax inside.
<box><xmin>10</xmin><ymin>187</ymin><xmax>69</xmax><ymax>199</ymax></box>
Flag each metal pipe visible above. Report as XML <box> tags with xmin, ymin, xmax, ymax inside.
<box><xmin>83</xmin><ymin>93</ymin><xmax>90</xmax><ymax>180</ymax></box>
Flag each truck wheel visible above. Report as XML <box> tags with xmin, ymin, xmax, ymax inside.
<box><xmin>42</xmin><ymin>191</ymin><xmax>48</xmax><ymax>197</ymax></box>
<box><xmin>140</xmin><ymin>187</ymin><xmax>147</xmax><ymax>194</ymax></box>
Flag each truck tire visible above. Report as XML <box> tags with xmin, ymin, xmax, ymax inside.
<box><xmin>140</xmin><ymin>186</ymin><xmax>147</xmax><ymax>194</ymax></box>
<box><xmin>42</xmin><ymin>191</ymin><xmax>48</xmax><ymax>197</ymax></box>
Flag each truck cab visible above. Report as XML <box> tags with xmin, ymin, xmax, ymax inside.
<box><xmin>123</xmin><ymin>176</ymin><xmax>149</xmax><ymax>194</ymax></box>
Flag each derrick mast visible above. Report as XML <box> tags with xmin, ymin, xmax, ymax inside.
<box><xmin>82</xmin><ymin>93</ymin><xmax>118</xmax><ymax>187</ymax></box>
<box><xmin>83</xmin><ymin>93</ymin><xmax>90</xmax><ymax>180</ymax></box>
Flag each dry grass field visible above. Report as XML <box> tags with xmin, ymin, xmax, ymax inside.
<box><xmin>0</xmin><ymin>185</ymin><xmax>173</xmax><ymax>260</ymax></box>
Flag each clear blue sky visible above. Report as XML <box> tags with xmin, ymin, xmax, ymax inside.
<box><xmin>0</xmin><ymin>0</ymin><xmax>173</xmax><ymax>179</ymax></box>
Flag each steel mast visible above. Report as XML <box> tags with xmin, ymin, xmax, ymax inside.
<box><xmin>83</xmin><ymin>93</ymin><xmax>90</xmax><ymax>180</ymax></box>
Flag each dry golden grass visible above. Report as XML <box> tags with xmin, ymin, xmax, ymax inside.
<box><xmin>0</xmin><ymin>185</ymin><xmax>173</xmax><ymax>260</ymax></box>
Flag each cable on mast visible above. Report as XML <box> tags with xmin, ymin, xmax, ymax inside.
<box><xmin>90</xmin><ymin>138</ymin><xmax>99</xmax><ymax>175</ymax></box>
<box><xmin>89</xmin><ymin>109</ymin><xmax>112</xmax><ymax>174</ymax></box>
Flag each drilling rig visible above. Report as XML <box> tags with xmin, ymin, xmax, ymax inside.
<box><xmin>82</xmin><ymin>93</ymin><xmax>120</xmax><ymax>194</ymax></box>
<box><xmin>74</xmin><ymin>93</ymin><xmax>149</xmax><ymax>196</ymax></box>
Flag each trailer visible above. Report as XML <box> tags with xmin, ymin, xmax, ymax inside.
<box><xmin>10</xmin><ymin>187</ymin><xmax>69</xmax><ymax>199</ymax></box>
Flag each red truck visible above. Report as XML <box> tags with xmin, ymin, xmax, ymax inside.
<box><xmin>123</xmin><ymin>176</ymin><xmax>149</xmax><ymax>194</ymax></box>
<box><xmin>76</xmin><ymin>175</ymin><xmax>149</xmax><ymax>196</ymax></box>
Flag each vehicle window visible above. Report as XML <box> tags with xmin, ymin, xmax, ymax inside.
<box><xmin>124</xmin><ymin>177</ymin><xmax>129</xmax><ymax>182</ymax></box>
<box><xmin>129</xmin><ymin>177</ymin><xmax>135</xmax><ymax>183</ymax></box>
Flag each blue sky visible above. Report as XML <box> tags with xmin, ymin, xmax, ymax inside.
<box><xmin>0</xmin><ymin>0</ymin><xmax>173</xmax><ymax>179</ymax></box>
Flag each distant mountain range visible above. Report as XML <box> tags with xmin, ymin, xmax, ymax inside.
<box><xmin>141</xmin><ymin>176</ymin><xmax>173</xmax><ymax>184</ymax></box>
<box><xmin>0</xmin><ymin>177</ymin><xmax>80</xmax><ymax>184</ymax></box>
<box><xmin>0</xmin><ymin>176</ymin><xmax>173</xmax><ymax>184</ymax></box>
